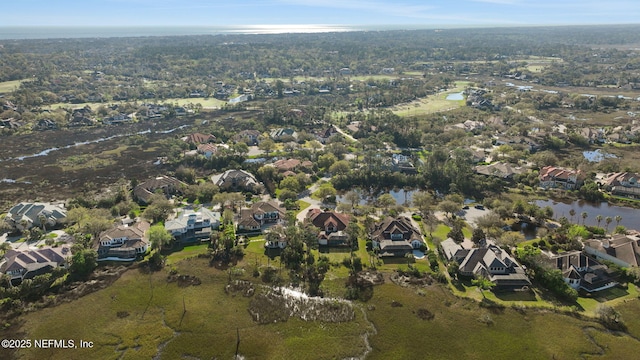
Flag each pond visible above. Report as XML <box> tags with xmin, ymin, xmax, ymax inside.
<box><xmin>445</xmin><ymin>92</ymin><xmax>464</xmax><ymax>101</ymax></box>
<box><xmin>535</xmin><ymin>199</ymin><xmax>640</xmax><ymax>230</ymax></box>
<box><xmin>583</xmin><ymin>149</ymin><xmax>617</xmax><ymax>162</ymax></box>
<box><xmin>336</xmin><ymin>188</ymin><xmax>416</xmax><ymax>206</ymax></box>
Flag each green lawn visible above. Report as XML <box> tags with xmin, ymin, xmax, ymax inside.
<box><xmin>0</xmin><ymin>79</ymin><xmax>29</xmax><ymax>93</ymax></box>
<box><xmin>165</xmin><ymin>243</ymin><xmax>209</xmax><ymax>265</ymax></box>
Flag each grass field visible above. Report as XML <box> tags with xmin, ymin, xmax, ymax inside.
<box><xmin>391</xmin><ymin>81</ymin><xmax>469</xmax><ymax>117</ymax></box>
<box><xmin>0</xmin><ymin>79</ymin><xmax>29</xmax><ymax>93</ymax></box>
<box><xmin>9</xmin><ymin>251</ymin><xmax>640</xmax><ymax>359</ymax></box>
<box><xmin>14</xmin><ymin>258</ymin><xmax>369</xmax><ymax>360</ymax></box>
<box><xmin>366</xmin><ymin>282</ymin><xmax>640</xmax><ymax>360</ymax></box>
<box><xmin>44</xmin><ymin>97</ymin><xmax>226</xmax><ymax>110</ymax></box>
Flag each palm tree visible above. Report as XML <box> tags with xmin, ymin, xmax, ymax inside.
<box><xmin>605</xmin><ymin>216</ymin><xmax>613</xmax><ymax>234</ymax></box>
<box><xmin>0</xmin><ymin>241</ymin><xmax>11</xmax><ymax>256</ymax></box>
<box><xmin>596</xmin><ymin>215</ymin><xmax>603</xmax><ymax>228</ymax></box>
<box><xmin>615</xmin><ymin>215</ymin><xmax>622</xmax><ymax>227</ymax></box>
<box><xmin>581</xmin><ymin>212</ymin><xmax>588</xmax><ymax>225</ymax></box>
<box><xmin>569</xmin><ymin>209</ymin><xmax>576</xmax><ymax>223</ymax></box>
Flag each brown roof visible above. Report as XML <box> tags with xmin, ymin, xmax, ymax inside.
<box><xmin>370</xmin><ymin>216</ymin><xmax>421</xmax><ymax>242</ymax></box>
<box><xmin>184</xmin><ymin>133</ymin><xmax>216</xmax><ymax>144</ymax></box>
<box><xmin>133</xmin><ymin>176</ymin><xmax>187</xmax><ymax>203</ymax></box>
<box><xmin>272</xmin><ymin>158</ymin><xmax>301</xmax><ymax>172</ymax></box>
<box><xmin>307</xmin><ymin>210</ymin><xmax>351</xmax><ymax>231</ymax></box>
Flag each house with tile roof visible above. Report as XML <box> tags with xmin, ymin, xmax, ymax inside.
<box><xmin>539</xmin><ymin>166</ymin><xmax>584</xmax><ymax>190</ymax></box>
<box><xmin>1</xmin><ymin>246</ymin><xmax>72</xmax><ymax>284</ymax></box>
<box><xmin>306</xmin><ymin>209</ymin><xmax>352</xmax><ymax>246</ymax></box>
<box><xmin>370</xmin><ymin>216</ymin><xmax>424</xmax><ymax>258</ymax></box>
<box><xmin>5</xmin><ymin>202</ymin><xmax>67</xmax><ymax>231</ymax></box>
<box><xmin>602</xmin><ymin>172</ymin><xmax>640</xmax><ymax>199</ymax></box>
<box><xmin>183</xmin><ymin>133</ymin><xmax>217</xmax><ymax>145</ymax></box>
<box><xmin>97</xmin><ymin>221</ymin><xmax>150</xmax><ymax>261</ymax></box>
<box><xmin>165</xmin><ymin>207</ymin><xmax>220</xmax><ymax>244</ymax></box>
<box><xmin>474</xmin><ymin>162</ymin><xmax>526</xmax><ymax>180</ymax></box>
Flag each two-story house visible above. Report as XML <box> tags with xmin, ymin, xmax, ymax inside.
<box><xmin>539</xmin><ymin>166</ymin><xmax>584</xmax><ymax>190</ymax></box>
<box><xmin>545</xmin><ymin>251</ymin><xmax>618</xmax><ymax>293</ymax></box>
<box><xmin>603</xmin><ymin>172</ymin><xmax>640</xmax><ymax>199</ymax></box>
<box><xmin>237</xmin><ymin>201</ymin><xmax>286</xmax><ymax>232</ymax></box>
<box><xmin>1</xmin><ymin>246</ymin><xmax>72</xmax><ymax>284</ymax></box>
<box><xmin>165</xmin><ymin>208</ymin><xmax>221</xmax><ymax>244</ymax></box>
<box><xmin>133</xmin><ymin>176</ymin><xmax>187</xmax><ymax>204</ymax></box>
<box><xmin>97</xmin><ymin>221</ymin><xmax>150</xmax><ymax>261</ymax></box>
<box><xmin>5</xmin><ymin>202</ymin><xmax>67</xmax><ymax>231</ymax></box>
<box><xmin>458</xmin><ymin>244</ymin><xmax>531</xmax><ymax>291</ymax></box>
<box><xmin>370</xmin><ymin>216</ymin><xmax>424</xmax><ymax>257</ymax></box>
<box><xmin>306</xmin><ymin>209</ymin><xmax>351</xmax><ymax>246</ymax></box>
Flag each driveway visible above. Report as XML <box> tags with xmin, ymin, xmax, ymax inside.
<box><xmin>295</xmin><ymin>177</ymin><xmax>331</xmax><ymax>224</ymax></box>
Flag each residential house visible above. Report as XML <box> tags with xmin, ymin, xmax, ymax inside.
<box><xmin>133</xmin><ymin>176</ymin><xmax>187</xmax><ymax>204</ymax></box>
<box><xmin>236</xmin><ymin>130</ymin><xmax>261</xmax><ymax>146</ymax></box>
<box><xmin>539</xmin><ymin>166</ymin><xmax>584</xmax><ymax>190</ymax></box>
<box><xmin>439</xmin><ymin>238</ymin><xmax>469</xmax><ymax>263</ymax></box>
<box><xmin>197</xmin><ymin>143</ymin><xmax>228</xmax><ymax>159</ymax></box>
<box><xmin>183</xmin><ymin>133</ymin><xmax>217</xmax><ymax>145</ymax></box>
<box><xmin>578</xmin><ymin>127</ymin><xmax>605</xmax><ymax>144</ymax></box>
<box><xmin>603</xmin><ymin>172</ymin><xmax>640</xmax><ymax>199</ymax></box>
<box><xmin>306</xmin><ymin>209</ymin><xmax>351</xmax><ymax>246</ymax></box>
<box><xmin>103</xmin><ymin>113</ymin><xmax>133</xmax><ymax>125</ymax></box>
<box><xmin>272</xmin><ymin>159</ymin><xmax>313</xmax><ymax>173</ymax></box>
<box><xmin>390</xmin><ymin>154</ymin><xmax>416</xmax><ymax>174</ymax></box>
<box><xmin>211</xmin><ymin>169</ymin><xmax>262</xmax><ymax>193</ymax></box>
<box><xmin>0</xmin><ymin>118</ymin><xmax>23</xmax><ymax>129</ymax></box>
<box><xmin>5</xmin><ymin>202</ymin><xmax>67</xmax><ymax>231</ymax></box>
<box><xmin>270</xmin><ymin>128</ymin><xmax>298</xmax><ymax>141</ymax></box>
<box><xmin>315</xmin><ymin>126</ymin><xmax>339</xmax><ymax>144</ymax></box>
<box><xmin>544</xmin><ymin>251</ymin><xmax>618</xmax><ymax>293</ymax></box>
<box><xmin>458</xmin><ymin>245</ymin><xmax>531</xmax><ymax>291</ymax></box>
<box><xmin>447</xmin><ymin>120</ymin><xmax>485</xmax><ymax>133</ymax></box>
<box><xmin>33</xmin><ymin>118</ymin><xmax>58</xmax><ymax>131</ymax></box>
<box><xmin>584</xmin><ymin>234</ymin><xmax>640</xmax><ymax>268</ymax></box>
<box><xmin>165</xmin><ymin>207</ymin><xmax>221</xmax><ymax>244</ymax></box>
<box><xmin>237</xmin><ymin>200</ymin><xmax>286</xmax><ymax>232</ymax></box>
<box><xmin>97</xmin><ymin>221</ymin><xmax>150</xmax><ymax>261</ymax></box>
<box><xmin>1</xmin><ymin>246</ymin><xmax>72</xmax><ymax>284</ymax></box>
<box><xmin>474</xmin><ymin>162</ymin><xmax>526</xmax><ymax>180</ymax></box>
<box><xmin>370</xmin><ymin>216</ymin><xmax>424</xmax><ymax>258</ymax></box>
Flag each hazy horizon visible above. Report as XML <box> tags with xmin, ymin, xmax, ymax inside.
<box><xmin>2</xmin><ymin>1</ymin><xmax>640</xmax><ymax>28</ymax></box>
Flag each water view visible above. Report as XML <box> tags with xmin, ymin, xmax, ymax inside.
<box><xmin>536</xmin><ymin>199</ymin><xmax>640</xmax><ymax>230</ymax></box>
<box><xmin>583</xmin><ymin>149</ymin><xmax>617</xmax><ymax>162</ymax></box>
<box><xmin>445</xmin><ymin>92</ymin><xmax>464</xmax><ymax>101</ymax></box>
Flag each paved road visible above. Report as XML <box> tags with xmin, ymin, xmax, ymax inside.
<box><xmin>295</xmin><ymin>177</ymin><xmax>330</xmax><ymax>224</ymax></box>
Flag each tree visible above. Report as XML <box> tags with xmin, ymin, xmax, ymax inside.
<box><xmin>148</xmin><ymin>223</ymin><xmax>172</xmax><ymax>252</ymax></box>
<box><xmin>472</xmin><ymin>276</ymin><xmax>495</xmax><ymax>299</ymax></box>
<box><xmin>569</xmin><ymin>209</ymin><xmax>576</xmax><ymax>223</ymax></box>
<box><xmin>0</xmin><ymin>241</ymin><xmax>11</xmax><ymax>256</ymax></box>
<box><xmin>615</xmin><ymin>215</ymin><xmax>622</xmax><ymax>227</ymax></box>
<box><xmin>376</xmin><ymin>194</ymin><xmax>396</xmax><ymax>212</ymax></box>
<box><xmin>69</xmin><ymin>249</ymin><xmax>98</xmax><ymax>279</ymax></box>
<box><xmin>438</xmin><ymin>200</ymin><xmax>459</xmax><ymax>219</ymax></box>
<box><xmin>344</xmin><ymin>190</ymin><xmax>360</xmax><ymax>209</ymax></box>
<box><xmin>316</xmin><ymin>184</ymin><xmax>337</xmax><ymax>202</ymax></box>
<box><xmin>596</xmin><ymin>215</ymin><xmax>603</xmax><ymax>228</ymax></box>
<box><xmin>471</xmin><ymin>227</ymin><xmax>486</xmax><ymax>245</ymax></box>
<box><xmin>581</xmin><ymin>212</ymin><xmax>588</xmax><ymax>225</ymax></box>
<box><xmin>447</xmin><ymin>225</ymin><xmax>464</xmax><ymax>244</ymax></box>
<box><xmin>329</xmin><ymin>160</ymin><xmax>351</xmax><ymax>176</ymax></box>
<box><xmin>605</xmin><ymin>216</ymin><xmax>613</xmax><ymax>233</ymax></box>
<box><xmin>499</xmin><ymin>232</ymin><xmax>525</xmax><ymax>248</ymax></box>
<box><xmin>142</xmin><ymin>196</ymin><xmax>175</xmax><ymax>223</ymax></box>
<box><xmin>258</xmin><ymin>138</ymin><xmax>276</xmax><ymax>157</ymax></box>
<box><xmin>412</xmin><ymin>191</ymin><xmax>433</xmax><ymax>217</ymax></box>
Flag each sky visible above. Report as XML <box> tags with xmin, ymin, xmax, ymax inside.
<box><xmin>2</xmin><ymin>0</ymin><xmax>640</xmax><ymax>28</ymax></box>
